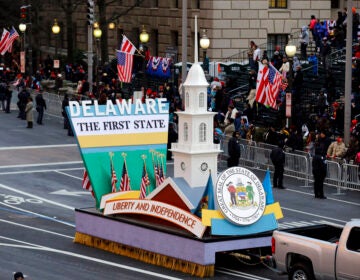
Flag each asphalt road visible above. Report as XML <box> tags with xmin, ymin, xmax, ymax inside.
<box><xmin>0</xmin><ymin>100</ymin><xmax>359</xmax><ymax>279</ymax></box>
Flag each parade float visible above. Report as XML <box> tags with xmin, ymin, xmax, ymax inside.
<box><xmin>70</xmin><ymin>17</ymin><xmax>283</xmax><ymax>277</ymax></box>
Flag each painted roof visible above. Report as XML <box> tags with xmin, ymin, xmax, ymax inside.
<box><xmin>183</xmin><ymin>63</ymin><xmax>209</xmax><ymax>87</ymax></box>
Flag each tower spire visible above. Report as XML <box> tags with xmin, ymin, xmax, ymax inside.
<box><xmin>194</xmin><ymin>15</ymin><xmax>198</xmax><ymax>64</ymax></box>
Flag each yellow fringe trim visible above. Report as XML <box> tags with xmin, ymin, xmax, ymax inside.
<box><xmin>74</xmin><ymin>232</ymin><xmax>214</xmax><ymax>277</ymax></box>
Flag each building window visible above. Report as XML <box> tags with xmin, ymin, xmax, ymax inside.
<box><xmin>185</xmin><ymin>92</ymin><xmax>189</xmax><ymax>108</ymax></box>
<box><xmin>199</xmin><ymin>123</ymin><xmax>206</xmax><ymax>142</ymax></box>
<box><xmin>150</xmin><ymin>29</ymin><xmax>159</xmax><ymax>56</ymax></box>
<box><xmin>331</xmin><ymin>0</ymin><xmax>339</xmax><ymax>9</ymax></box>
<box><xmin>184</xmin><ymin>123</ymin><xmax>188</xmax><ymax>141</ymax></box>
<box><xmin>150</xmin><ymin>0</ymin><xmax>158</xmax><ymax>8</ymax></box>
<box><xmin>199</xmin><ymin>92</ymin><xmax>205</xmax><ymax>108</ymax></box>
<box><xmin>191</xmin><ymin>0</ymin><xmax>200</xmax><ymax>9</ymax></box>
<box><xmin>170</xmin><ymin>0</ymin><xmax>179</xmax><ymax>8</ymax></box>
<box><xmin>269</xmin><ymin>0</ymin><xmax>287</xmax><ymax>8</ymax></box>
<box><xmin>267</xmin><ymin>34</ymin><xmax>288</xmax><ymax>57</ymax></box>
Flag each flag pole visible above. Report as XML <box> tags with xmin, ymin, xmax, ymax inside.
<box><xmin>141</xmin><ymin>154</ymin><xmax>150</xmax><ymax>195</ymax></box>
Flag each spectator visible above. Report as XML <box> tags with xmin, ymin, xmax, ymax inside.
<box><xmin>227</xmin><ymin>131</ymin><xmax>241</xmax><ymax>167</ymax></box>
<box><xmin>279</xmin><ymin>56</ymin><xmax>290</xmax><ymax>78</ymax></box>
<box><xmin>270</xmin><ymin>140</ymin><xmax>286</xmax><ymax>189</ymax></box>
<box><xmin>292</xmin><ymin>65</ymin><xmax>303</xmax><ymax>103</ymax></box>
<box><xmin>309</xmin><ymin>15</ymin><xmax>317</xmax><ymax>39</ymax></box>
<box><xmin>320</xmin><ymin>37</ymin><xmax>332</xmax><ymax>71</ymax></box>
<box><xmin>35</xmin><ymin>91</ymin><xmax>47</xmax><ymax>125</ymax></box>
<box><xmin>316</xmin><ymin>130</ymin><xmax>332</xmax><ymax>156</ymax></box>
<box><xmin>4</xmin><ymin>83</ymin><xmax>12</xmax><ymax>113</ymax></box>
<box><xmin>253</xmin><ymin>43</ymin><xmax>261</xmax><ymax>72</ymax></box>
<box><xmin>25</xmin><ymin>96</ymin><xmax>34</xmax><ymax>128</ymax></box>
<box><xmin>326</xmin><ymin>137</ymin><xmax>346</xmax><ymax>159</ymax></box>
<box><xmin>264</xmin><ymin>126</ymin><xmax>279</xmax><ymax>146</ymax></box>
<box><xmin>312</xmin><ymin>147</ymin><xmax>327</xmax><ymax>199</ymax></box>
<box><xmin>248</xmin><ymin>41</ymin><xmax>256</xmax><ymax>71</ymax></box>
<box><xmin>300</xmin><ymin>26</ymin><xmax>310</xmax><ymax>59</ymax></box>
<box><xmin>17</xmin><ymin>87</ymin><xmax>29</xmax><ymax>120</ymax></box>
<box><xmin>307</xmin><ymin>53</ymin><xmax>318</xmax><ymax>79</ymax></box>
<box><xmin>343</xmin><ymin>135</ymin><xmax>359</xmax><ymax>162</ymax></box>
<box><xmin>238</xmin><ymin>117</ymin><xmax>249</xmax><ymax>139</ymax></box>
<box><xmin>223</xmin><ymin>104</ymin><xmax>238</xmax><ymax>127</ymax></box>
<box><xmin>14</xmin><ymin>272</ymin><xmax>25</xmax><ymax>280</ymax></box>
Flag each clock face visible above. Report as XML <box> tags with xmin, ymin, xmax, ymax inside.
<box><xmin>181</xmin><ymin>162</ymin><xmax>186</xmax><ymax>170</ymax></box>
<box><xmin>200</xmin><ymin>162</ymin><xmax>208</xmax><ymax>171</ymax></box>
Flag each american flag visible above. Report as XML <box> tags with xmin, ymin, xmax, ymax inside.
<box><xmin>117</xmin><ymin>50</ymin><xmax>133</xmax><ymax>83</ymax></box>
<box><xmin>120</xmin><ymin>35</ymin><xmax>136</xmax><ymax>54</ymax></box>
<box><xmin>255</xmin><ymin>62</ymin><xmax>282</xmax><ymax>109</ymax></box>
<box><xmin>0</xmin><ymin>29</ymin><xmax>10</xmax><ymax>54</ymax></box>
<box><xmin>82</xmin><ymin>169</ymin><xmax>94</xmax><ymax>197</ymax></box>
<box><xmin>120</xmin><ymin>161</ymin><xmax>131</xmax><ymax>191</ymax></box>
<box><xmin>111</xmin><ymin>162</ymin><xmax>118</xmax><ymax>193</ymax></box>
<box><xmin>1</xmin><ymin>27</ymin><xmax>19</xmax><ymax>55</ymax></box>
<box><xmin>139</xmin><ymin>163</ymin><xmax>150</xmax><ymax>199</ymax></box>
<box><xmin>158</xmin><ymin>163</ymin><xmax>165</xmax><ymax>185</ymax></box>
<box><xmin>154</xmin><ymin>162</ymin><xmax>160</xmax><ymax>187</ymax></box>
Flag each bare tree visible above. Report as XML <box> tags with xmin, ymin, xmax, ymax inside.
<box><xmin>97</xmin><ymin>0</ymin><xmax>145</xmax><ymax>64</ymax></box>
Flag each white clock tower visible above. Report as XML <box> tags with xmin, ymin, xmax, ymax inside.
<box><xmin>170</xmin><ymin>16</ymin><xmax>221</xmax><ymax>187</ymax></box>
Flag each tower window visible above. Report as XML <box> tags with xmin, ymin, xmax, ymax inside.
<box><xmin>185</xmin><ymin>92</ymin><xmax>189</xmax><ymax>108</ymax></box>
<box><xmin>199</xmin><ymin>92</ymin><xmax>205</xmax><ymax>107</ymax></box>
<box><xmin>199</xmin><ymin>123</ymin><xmax>206</xmax><ymax>142</ymax></box>
<box><xmin>184</xmin><ymin>122</ymin><xmax>188</xmax><ymax>141</ymax></box>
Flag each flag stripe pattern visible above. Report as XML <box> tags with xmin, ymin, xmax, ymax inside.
<box><xmin>117</xmin><ymin>50</ymin><xmax>133</xmax><ymax>83</ymax></box>
<box><xmin>111</xmin><ymin>162</ymin><xmax>118</xmax><ymax>193</ymax></box>
<box><xmin>1</xmin><ymin>27</ymin><xmax>19</xmax><ymax>55</ymax></box>
<box><xmin>82</xmin><ymin>170</ymin><xmax>92</xmax><ymax>191</ymax></box>
<box><xmin>0</xmin><ymin>29</ymin><xmax>10</xmax><ymax>54</ymax></box>
<box><xmin>120</xmin><ymin>162</ymin><xmax>131</xmax><ymax>191</ymax></box>
<box><xmin>120</xmin><ymin>35</ymin><xmax>136</xmax><ymax>54</ymax></box>
<box><xmin>255</xmin><ymin>62</ymin><xmax>282</xmax><ymax>109</ymax></box>
<box><xmin>139</xmin><ymin>163</ymin><xmax>150</xmax><ymax>199</ymax></box>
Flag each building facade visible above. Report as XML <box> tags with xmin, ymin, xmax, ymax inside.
<box><xmin>38</xmin><ymin>0</ymin><xmax>353</xmax><ymax>65</ymax></box>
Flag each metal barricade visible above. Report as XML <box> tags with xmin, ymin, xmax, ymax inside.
<box><xmin>284</xmin><ymin>152</ymin><xmax>310</xmax><ymax>187</ymax></box>
<box><xmin>342</xmin><ymin>163</ymin><xmax>360</xmax><ymax>192</ymax></box>
<box><xmin>323</xmin><ymin>160</ymin><xmax>342</xmax><ymax>191</ymax></box>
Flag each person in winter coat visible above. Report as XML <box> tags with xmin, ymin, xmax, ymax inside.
<box><xmin>300</xmin><ymin>26</ymin><xmax>310</xmax><ymax>59</ymax></box>
<box><xmin>312</xmin><ymin>147</ymin><xmax>327</xmax><ymax>199</ymax></box>
<box><xmin>35</xmin><ymin>91</ymin><xmax>47</xmax><ymax>125</ymax></box>
<box><xmin>227</xmin><ymin>131</ymin><xmax>241</xmax><ymax>167</ymax></box>
<box><xmin>270</xmin><ymin>140</ymin><xmax>286</xmax><ymax>189</ymax></box>
<box><xmin>25</xmin><ymin>97</ymin><xmax>33</xmax><ymax>128</ymax></box>
<box><xmin>326</xmin><ymin>137</ymin><xmax>346</xmax><ymax>159</ymax></box>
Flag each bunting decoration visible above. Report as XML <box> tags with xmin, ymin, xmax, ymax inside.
<box><xmin>146</xmin><ymin>56</ymin><xmax>172</xmax><ymax>78</ymax></box>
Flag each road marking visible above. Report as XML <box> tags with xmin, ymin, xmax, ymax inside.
<box><xmin>0</xmin><ymin>183</ymin><xmax>74</xmax><ymax>210</ymax></box>
<box><xmin>0</xmin><ymin>235</ymin><xmax>183</xmax><ymax>280</ymax></box>
<box><xmin>0</xmin><ymin>201</ymin><xmax>75</xmax><ymax>227</ymax></box>
<box><xmin>0</xmin><ymin>219</ymin><xmax>73</xmax><ymax>238</ymax></box>
<box><xmin>0</xmin><ymin>161</ymin><xmax>83</xmax><ymax>169</ymax></box>
<box><xmin>217</xmin><ymin>267</ymin><xmax>271</xmax><ymax>279</ymax></box>
<box><xmin>281</xmin><ymin>207</ymin><xmax>348</xmax><ymax>223</ymax></box>
<box><xmin>51</xmin><ymin>189</ymin><xmax>91</xmax><ymax>196</ymax></box>
<box><xmin>0</xmin><ymin>167</ymin><xmax>84</xmax><ymax>175</ymax></box>
<box><xmin>55</xmin><ymin>170</ymin><xmax>83</xmax><ymax>180</ymax></box>
<box><xmin>286</xmin><ymin>188</ymin><xmax>360</xmax><ymax>206</ymax></box>
<box><xmin>0</xmin><ymin>144</ymin><xmax>77</xmax><ymax>150</ymax></box>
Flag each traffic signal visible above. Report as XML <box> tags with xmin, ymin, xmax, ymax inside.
<box><xmin>20</xmin><ymin>6</ymin><xmax>27</xmax><ymax>20</ymax></box>
<box><xmin>87</xmin><ymin>0</ymin><xmax>94</xmax><ymax>25</ymax></box>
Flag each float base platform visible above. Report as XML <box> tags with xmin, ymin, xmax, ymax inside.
<box><xmin>74</xmin><ymin>208</ymin><xmax>272</xmax><ymax>278</ymax></box>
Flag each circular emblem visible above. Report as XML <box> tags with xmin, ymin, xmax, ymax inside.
<box><xmin>181</xmin><ymin>162</ymin><xmax>186</xmax><ymax>170</ymax></box>
<box><xmin>200</xmin><ymin>162</ymin><xmax>208</xmax><ymax>171</ymax></box>
<box><xmin>215</xmin><ymin>167</ymin><xmax>266</xmax><ymax>226</ymax></box>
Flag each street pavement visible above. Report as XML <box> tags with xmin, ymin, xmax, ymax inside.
<box><xmin>0</xmin><ymin>95</ymin><xmax>359</xmax><ymax>279</ymax></box>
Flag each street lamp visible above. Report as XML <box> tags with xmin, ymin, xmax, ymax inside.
<box><xmin>19</xmin><ymin>23</ymin><xmax>26</xmax><ymax>74</ymax></box>
<box><xmin>52</xmin><ymin>19</ymin><xmax>60</xmax><ymax>58</ymax></box>
<box><xmin>139</xmin><ymin>25</ymin><xmax>149</xmax><ymax>44</ymax></box>
<box><xmin>93</xmin><ymin>27</ymin><xmax>102</xmax><ymax>94</ymax></box>
<box><xmin>285</xmin><ymin>35</ymin><xmax>297</xmax><ymax>128</ymax></box>
<box><xmin>199</xmin><ymin>29</ymin><xmax>210</xmax><ymax>73</ymax></box>
<box><xmin>285</xmin><ymin>36</ymin><xmax>297</xmax><ymax>90</ymax></box>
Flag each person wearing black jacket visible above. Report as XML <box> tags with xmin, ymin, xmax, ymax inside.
<box><xmin>227</xmin><ymin>131</ymin><xmax>240</xmax><ymax>167</ymax></box>
<box><xmin>270</xmin><ymin>140</ymin><xmax>286</xmax><ymax>189</ymax></box>
<box><xmin>35</xmin><ymin>91</ymin><xmax>47</xmax><ymax>125</ymax></box>
<box><xmin>312</xmin><ymin>147</ymin><xmax>327</xmax><ymax>199</ymax></box>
